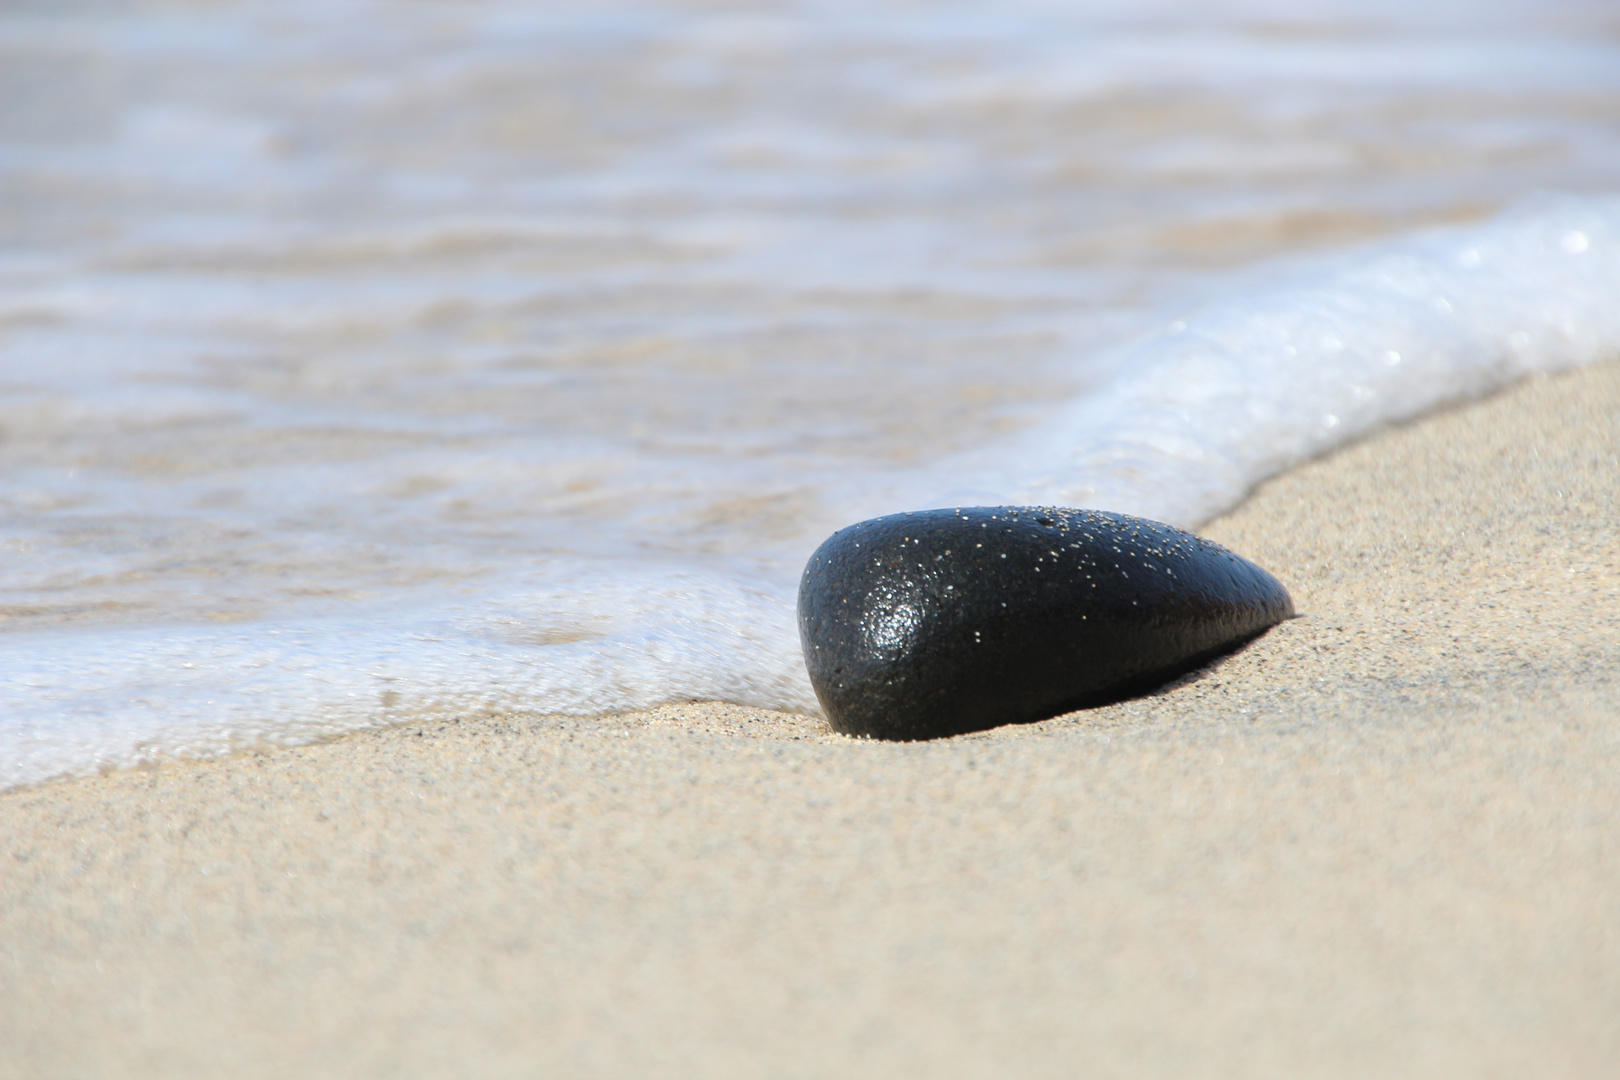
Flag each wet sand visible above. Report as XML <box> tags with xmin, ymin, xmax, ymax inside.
<box><xmin>3</xmin><ymin>360</ymin><xmax>1618</xmax><ymax>1078</ymax></box>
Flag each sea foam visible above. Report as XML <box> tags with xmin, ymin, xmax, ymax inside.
<box><xmin>4</xmin><ymin>197</ymin><xmax>1618</xmax><ymax>790</ymax></box>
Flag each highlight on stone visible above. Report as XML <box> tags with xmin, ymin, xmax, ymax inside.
<box><xmin>797</xmin><ymin>506</ymin><xmax>1294</xmax><ymax>740</ymax></box>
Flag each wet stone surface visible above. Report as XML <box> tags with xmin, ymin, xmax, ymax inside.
<box><xmin>798</xmin><ymin>506</ymin><xmax>1294</xmax><ymax>740</ymax></box>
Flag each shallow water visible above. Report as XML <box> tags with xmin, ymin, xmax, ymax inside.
<box><xmin>4</xmin><ymin>0</ymin><xmax>1620</xmax><ymax>787</ymax></box>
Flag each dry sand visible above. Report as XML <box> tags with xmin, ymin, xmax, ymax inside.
<box><xmin>4</xmin><ymin>361</ymin><xmax>1619</xmax><ymax>1079</ymax></box>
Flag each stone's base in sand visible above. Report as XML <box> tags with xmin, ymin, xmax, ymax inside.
<box><xmin>797</xmin><ymin>506</ymin><xmax>1294</xmax><ymax>740</ymax></box>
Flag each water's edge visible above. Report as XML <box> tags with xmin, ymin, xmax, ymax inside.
<box><xmin>5</xmin><ymin>197</ymin><xmax>1618</xmax><ymax>791</ymax></box>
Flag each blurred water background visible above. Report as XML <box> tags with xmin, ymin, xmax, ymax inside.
<box><xmin>4</xmin><ymin>0</ymin><xmax>1620</xmax><ymax>786</ymax></box>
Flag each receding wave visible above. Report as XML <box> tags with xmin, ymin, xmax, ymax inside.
<box><xmin>4</xmin><ymin>197</ymin><xmax>1617</xmax><ymax>790</ymax></box>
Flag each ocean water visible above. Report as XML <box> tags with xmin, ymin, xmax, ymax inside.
<box><xmin>4</xmin><ymin>0</ymin><xmax>1620</xmax><ymax>789</ymax></box>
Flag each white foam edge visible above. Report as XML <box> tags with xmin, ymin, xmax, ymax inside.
<box><xmin>0</xmin><ymin>560</ymin><xmax>815</xmax><ymax>791</ymax></box>
<box><xmin>955</xmin><ymin>194</ymin><xmax>1620</xmax><ymax>524</ymax></box>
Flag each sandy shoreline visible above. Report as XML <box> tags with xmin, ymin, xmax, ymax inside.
<box><xmin>4</xmin><ymin>361</ymin><xmax>1619</xmax><ymax>1077</ymax></box>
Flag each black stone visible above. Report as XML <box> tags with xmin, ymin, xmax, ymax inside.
<box><xmin>797</xmin><ymin>506</ymin><xmax>1293</xmax><ymax>740</ymax></box>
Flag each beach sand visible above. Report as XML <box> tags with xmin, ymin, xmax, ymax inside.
<box><xmin>4</xmin><ymin>360</ymin><xmax>1618</xmax><ymax>1078</ymax></box>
